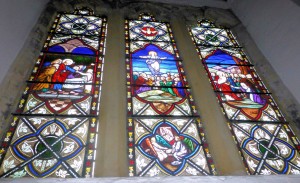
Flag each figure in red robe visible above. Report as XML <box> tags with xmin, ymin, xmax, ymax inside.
<box><xmin>51</xmin><ymin>59</ymin><xmax>77</xmax><ymax>91</ymax></box>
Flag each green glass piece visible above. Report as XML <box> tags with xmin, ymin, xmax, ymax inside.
<box><xmin>205</xmin><ymin>34</ymin><xmax>219</xmax><ymax>42</ymax></box>
<box><xmin>258</xmin><ymin>140</ymin><xmax>279</xmax><ymax>159</ymax></box>
<box><xmin>36</xmin><ymin>137</ymin><xmax>63</xmax><ymax>159</ymax></box>
<box><xmin>183</xmin><ymin>137</ymin><xmax>194</xmax><ymax>151</ymax></box>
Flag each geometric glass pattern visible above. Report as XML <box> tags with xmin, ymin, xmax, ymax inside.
<box><xmin>189</xmin><ymin>19</ymin><xmax>300</xmax><ymax>175</ymax></box>
<box><xmin>0</xmin><ymin>8</ymin><xmax>107</xmax><ymax>178</ymax></box>
<box><xmin>126</xmin><ymin>14</ymin><xmax>216</xmax><ymax>176</ymax></box>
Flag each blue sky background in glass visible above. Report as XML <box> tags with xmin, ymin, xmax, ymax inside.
<box><xmin>204</xmin><ymin>50</ymin><xmax>237</xmax><ymax>65</ymax></box>
<box><xmin>132</xmin><ymin>44</ymin><xmax>178</xmax><ymax>74</ymax></box>
<box><xmin>132</xmin><ymin>44</ymin><xmax>175</xmax><ymax>60</ymax></box>
<box><xmin>49</xmin><ymin>45</ymin><xmax>95</xmax><ymax>55</ymax></box>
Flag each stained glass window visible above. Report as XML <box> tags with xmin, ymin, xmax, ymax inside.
<box><xmin>126</xmin><ymin>13</ymin><xmax>216</xmax><ymax>176</ymax></box>
<box><xmin>189</xmin><ymin>19</ymin><xmax>300</xmax><ymax>175</ymax></box>
<box><xmin>0</xmin><ymin>8</ymin><xmax>107</xmax><ymax>178</ymax></box>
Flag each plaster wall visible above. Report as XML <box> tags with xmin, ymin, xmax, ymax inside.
<box><xmin>229</xmin><ymin>0</ymin><xmax>300</xmax><ymax>104</ymax></box>
<box><xmin>0</xmin><ymin>0</ymin><xmax>49</xmax><ymax>84</ymax></box>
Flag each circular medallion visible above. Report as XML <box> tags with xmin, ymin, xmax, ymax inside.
<box><xmin>35</xmin><ymin>136</ymin><xmax>63</xmax><ymax>159</ymax></box>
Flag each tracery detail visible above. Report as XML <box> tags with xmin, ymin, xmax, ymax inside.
<box><xmin>189</xmin><ymin>19</ymin><xmax>300</xmax><ymax>175</ymax></box>
<box><xmin>126</xmin><ymin>14</ymin><xmax>216</xmax><ymax>176</ymax></box>
<box><xmin>0</xmin><ymin>8</ymin><xmax>107</xmax><ymax>178</ymax></box>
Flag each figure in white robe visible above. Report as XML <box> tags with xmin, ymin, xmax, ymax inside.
<box><xmin>171</xmin><ymin>136</ymin><xmax>187</xmax><ymax>165</ymax></box>
<box><xmin>140</xmin><ymin>51</ymin><xmax>166</xmax><ymax>76</ymax></box>
<box><xmin>150</xmin><ymin>137</ymin><xmax>169</xmax><ymax>161</ymax></box>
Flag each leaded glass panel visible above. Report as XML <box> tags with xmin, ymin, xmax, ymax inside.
<box><xmin>0</xmin><ymin>116</ymin><xmax>95</xmax><ymax>178</ymax></box>
<box><xmin>128</xmin><ymin>118</ymin><xmax>212</xmax><ymax>176</ymax></box>
<box><xmin>54</xmin><ymin>14</ymin><xmax>102</xmax><ymax>35</ymax></box>
<box><xmin>230</xmin><ymin>123</ymin><xmax>300</xmax><ymax>174</ymax></box>
<box><xmin>191</xmin><ymin>27</ymin><xmax>239</xmax><ymax>47</ymax></box>
<box><xmin>189</xmin><ymin>19</ymin><xmax>300</xmax><ymax>175</ymax></box>
<box><xmin>0</xmin><ymin>8</ymin><xmax>107</xmax><ymax>178</ymax></box>
<box><xmin>129</xmin><ymin>20</ymin><xmax>171</xmax><ymax>42</ymax></box>
<box><xmin>126</xmin><ymin>14</ymin><xmax>216</xmax><ymax>176</ymax></box>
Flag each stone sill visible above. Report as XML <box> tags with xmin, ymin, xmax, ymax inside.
<box><xmin>1</xmin><ymin>175</ymin><xmax>300</xmax><ymax>183</ymax></box>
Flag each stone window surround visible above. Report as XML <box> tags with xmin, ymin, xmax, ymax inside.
<box><xmin>0</xmin><ymin>0</ymin><xmax>299</xmax><ymax>177</ymax></box>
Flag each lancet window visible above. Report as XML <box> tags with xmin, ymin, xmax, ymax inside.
<box><xmin>0</xmin><ymin>8</ymin><xmax>107</xmax><ymax>178</ymax></box>
<box><xmin>126</xmin><ymin>14</ymin><xmax>216</xmax><ymax>176</ymax></box>
<box><xmin>189</xmin><ymin>20</ymin><xmax>300</xmax><ymax>175</ymax></box>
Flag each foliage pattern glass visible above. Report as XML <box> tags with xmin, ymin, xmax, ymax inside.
<box><xmin>0</xmin><ymin>8</ymin><xmax>107</xmax><ymax>178</ymax></box>
<box><xmin>126</xmin><ymin>14</ymin><xmax>216</xmax><ymax>176</ymax></box>
<box><xmin>189</xmin><ymin>19</ymin><xmax>300</xmax><ymax>175</ymax></box>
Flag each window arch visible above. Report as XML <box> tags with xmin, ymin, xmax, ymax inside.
<box><xmin>0</xmin><ymin>8</ymin><xmax>107</xmax><ymax>178</ymax></box>
<box><xmin>125</xmin><ymin>14</ymin><xmax>216</xmax><ymax>176</ymax></box>
<box><xmin>189</xmin><ymin>19</ymin><xmax>300</xmax><ymax>175</ymax></box>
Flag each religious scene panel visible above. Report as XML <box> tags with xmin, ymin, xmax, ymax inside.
<box><xmin>199</xmin><ymin>47</ymin><xmax>284</xmax><ymax>122</ymax></box>
<box><xmin>29</xmin><ymin>53</ymin><xmax>102</xmax><ymax>85</ymax></box>
<box><xmin>14</xmin><ymin>53</ymin><xmax>104</xmax><ymax>116</ymax></box>
<box><xmin>128</xmin><ymin>118</ymin><xmax>215</xmax><ymax>176</ymax></box>
<box><xmin>126</xmin><ymin>39</ymin><xmax>195</xmax><ymax>115</ymax></box>
<box><xmin>229</xmin><ymin>123</ymin><xmax>300</xmax><ymax>175</ymax></box>
<box><xmin>126</xmin><ymin>26</ymin><xmax>193</xmax><ymax>116</ymax></box>
<box><xmin>204</xmin><ymin>63</ymin><xmax>267</xmax><ymax>93</ymax></box>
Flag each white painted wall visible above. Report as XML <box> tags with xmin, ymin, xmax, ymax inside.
<box><xmin>0</xmin><ymin>0</ymin><xmax>49</xmax><ymax>84</ymax></box>
<box><xmin>229</xmin><ymin>0</ymin><xmax>300</xmax><ymax>103</ymax></box>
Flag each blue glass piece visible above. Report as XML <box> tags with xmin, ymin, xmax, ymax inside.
<box><xmin>49</xmin><ymin>45</ymin><xmax>95</xmax><ymax>55</ymax></box>
<box><xmin>72</xmin><ymin>47</ymin><xmax>95</xmax><ymax>55</ymax></box>
<box><xmin>204</xmin><ymin>50</ymin><xmax>238</xmax><ymax>65</ymax></box>
<box><xmin>155</xmin><ymin>134</ymin><xmax>172</xmax><ymax>148</ymax></box>
<box><xmin>49</xmin><ymin>45</ymin><xmax>65</xmax><ymax>53</ymax></box>
<box><xmin>132</xmin><ymin>44</ymin><xmax>176</xmax><ymax>60</ymax></box>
